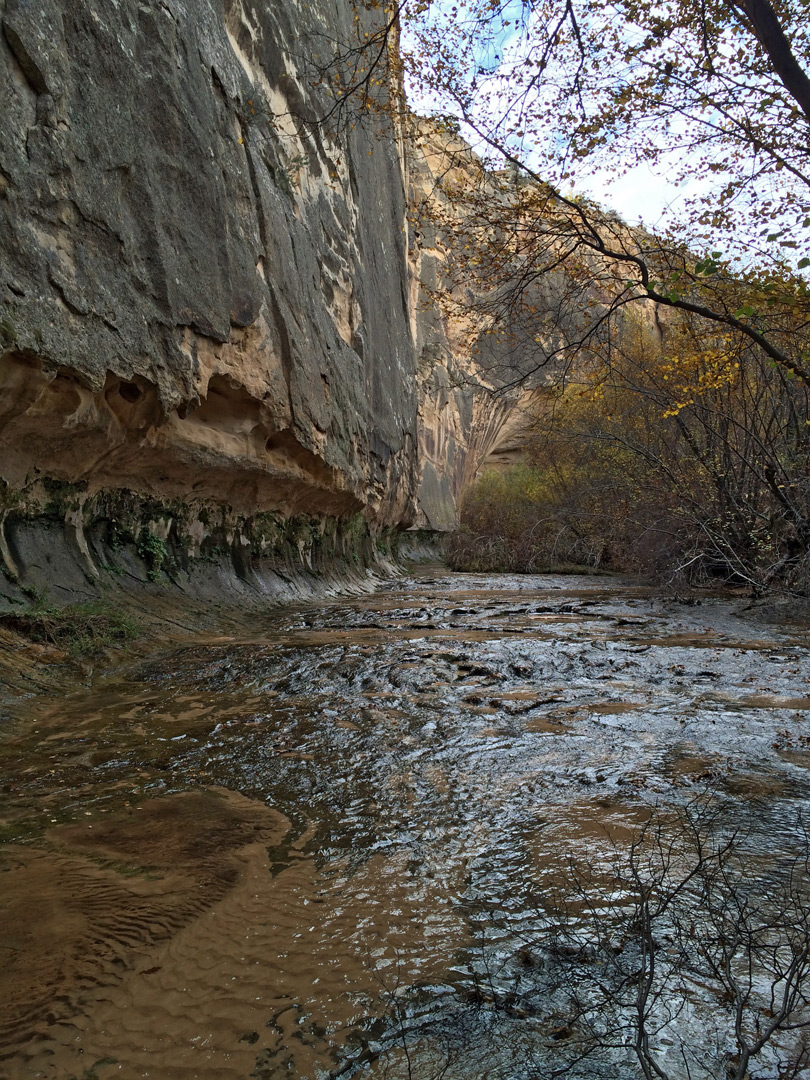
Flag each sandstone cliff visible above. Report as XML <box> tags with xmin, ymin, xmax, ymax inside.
<box><xmin>406</xmin><ymin>128</ymin><xmax>543</xmax><ymax>531</ymax></box>
<box><xmin>0</xmin><ymin>0</ymin><xmax>420</xmax><ymax>583</ymax></box>
<box><xmin>0</xmin><ymin>0</ymin><xmax>524</xmax><ymax>604</ymax></box>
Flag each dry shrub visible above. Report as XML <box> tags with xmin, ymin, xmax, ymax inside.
<box><xmin>452</xmin><ymin>320</ymin><xmax>810</xmax><ymax>593</ymax></box>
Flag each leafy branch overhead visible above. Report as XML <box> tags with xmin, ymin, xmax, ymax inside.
<box><xmin>313</xmin><ymin>0</ymin><xmax>810</xmax><ymax>387</ymax></box>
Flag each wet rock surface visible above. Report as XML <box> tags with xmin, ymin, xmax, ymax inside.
<box><xmin>2</xmin><ymin>570</ymin><xmax>810</xmax><ymax>1078</ymax></box>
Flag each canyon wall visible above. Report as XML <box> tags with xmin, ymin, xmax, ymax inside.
<box><xmin>0</xmin><ymin>0</ymin><xmax>521</xmax><ymax>603</ymax></box>
<box><xmin>406</xmin><ymin>130</ymin><xmax>541</xmax><ymax>530</ymax></box>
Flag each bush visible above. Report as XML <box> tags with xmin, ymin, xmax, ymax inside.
<box><xmin>447</xmin><ymin>464</ymin><xmax>617</xmax><ymax>573</ymax></box>
<box><xmin>451</xmin><ymin>325</ymin><xmax>810</xmax><ymax>594</ymax></box>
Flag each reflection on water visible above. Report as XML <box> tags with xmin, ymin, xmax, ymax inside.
<box><xmin>1</xmin><ymin>572</ymin><xmax>810</xmax><ymax>1078</ymax></box>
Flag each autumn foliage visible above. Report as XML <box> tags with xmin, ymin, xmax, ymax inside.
<box><xmin>450</xmin><ymin>308</ymin><xmax>810</xmax><ymax>590</ymax></box>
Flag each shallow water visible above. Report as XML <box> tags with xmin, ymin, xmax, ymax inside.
<box><xmin>2</xmin><ymin>571</ymin><xmax>810</xmax><ymax>1079</ymax></box>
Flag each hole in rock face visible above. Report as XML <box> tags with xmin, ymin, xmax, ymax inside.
<box><xmin>118</xmin><ymin>381</ymin><xmax>143</xmax><ymax>404</ymax></box>
<box><xmin>264</xmin><ymin>430</ymin><xmax>297</xmax><ymax>455</ymax></box>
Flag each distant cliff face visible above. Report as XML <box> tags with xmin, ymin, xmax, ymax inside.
<box><xmin>406</xmin><ymin>130</ymin><xmax>540</xmax><ymax>531</ymax></box>
<box><xmin>0</xmin><ymin>0</ymin><xmax>418</xmax><ymax>528</ymax></box>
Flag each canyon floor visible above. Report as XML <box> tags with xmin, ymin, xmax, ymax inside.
<box><xmin>2</xmin><ymin>569</ymin><xmax>810</xmax><ymax>1079</ymax></box>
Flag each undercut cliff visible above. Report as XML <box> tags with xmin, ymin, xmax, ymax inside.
<box><xmin>0</xmin><ymin>0</ymin><xmax>523</xmax><ymax>606</ymax></box>
<box><xmin>0</xmin><ymin>0</ymin><xmax>422</xmax><ymax>596</ymax></box>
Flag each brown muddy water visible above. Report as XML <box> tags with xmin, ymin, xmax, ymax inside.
<box><xmin>2</xmin><ymin>571</ymin><xmax>810</xmax><ymax>1080</ymax></box>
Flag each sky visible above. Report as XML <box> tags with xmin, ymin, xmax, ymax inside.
<box><xmin>404</xmin><ymin>2</ymin><xmax>702</xmax><ymax>231</ymax></box>
<box><xmin>577</xmin><ymin>162</ymin><xmax>707</xmax><ymax>232</ymax></box>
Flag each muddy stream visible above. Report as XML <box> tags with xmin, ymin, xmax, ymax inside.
<box><xmin>2</xmin><ymin>571</ymin><xmax>810</xmax><ymax>1080</ymax></box>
